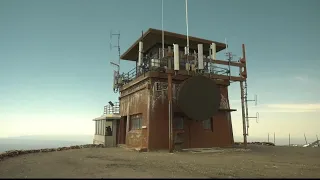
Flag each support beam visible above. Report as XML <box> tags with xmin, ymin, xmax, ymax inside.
<box><xmin>179</xmin><ymin>55</ymin><xmax>245</xmax><ymax>67</ymax></box>
<box><xmin>167</xmin><ymin>71</ymin><xmax>173</xmax><ymax>153</ymax></box>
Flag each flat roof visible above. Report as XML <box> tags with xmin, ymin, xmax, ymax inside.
<box><xmin>93</xmin><ymin>114</ymin><xmax>121</xmax><ymax>121</ymax></box>
<box><xmin>120</xmin><ymin>28</ymin><xmax>226</xmax><ymax>61</ymax></box>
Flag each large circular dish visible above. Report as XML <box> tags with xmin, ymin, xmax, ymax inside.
<box><xmin>177</xmin><ymin>75</ymin><xmax>221</xmax><ymax>121</ymax></box>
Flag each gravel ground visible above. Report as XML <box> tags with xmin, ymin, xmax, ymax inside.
<box><xmin>0</xmin><ymin>145</ymin><xmax>319</xmax><ymax>178</ymax></box>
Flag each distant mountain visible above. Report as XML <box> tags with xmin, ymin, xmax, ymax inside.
<box><xmin>0</xmin><ymin>135</ymin><xmax>93</xmax><ymax>153</ymax></box>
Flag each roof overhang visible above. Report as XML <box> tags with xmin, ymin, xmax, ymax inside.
<box><xmin>93</xmin><ymin>114</ymin><xmax>121</xmax><ymax>121</ymax></box>
<box><xmin>120</xmin><ymin>28</ymin><xmax>226</xmax><ymax>61</ymax></box>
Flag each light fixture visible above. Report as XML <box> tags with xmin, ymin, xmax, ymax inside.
<box><xmin>108</xmin><ymin>101</ymin><xmax>114</xmax><ymax>107</ymax></box>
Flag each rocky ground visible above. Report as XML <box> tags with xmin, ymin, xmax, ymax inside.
<box><xmin>0</xmin><ymin>145</ymin><xmax>319</xmax><ymax>178</ymax></box>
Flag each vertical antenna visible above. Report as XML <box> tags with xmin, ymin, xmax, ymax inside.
<box><xmin>110</xmin><ymin>30</ymin><xmax>121</xmax><ymax>73</ymax></box>
<box><xmin>225</xmin><ymin>38</ymin><xmax>230</xmax><ymax>79</ymax></box>
<box><xmin>185</xmin><ymin>0</ymin><xmax>189</xmax><ymax>55</ymax></box>
<box><xmin>118</xmin><ymin>32</ymin><xmax>120</xmax><ymax>68</ymax></box>
<box><xmin>162</xmin><ymin>0</ymin><xmax>165</xmax><ymax>58</ymax></box>
<box><xmin>110</xmin><ymin>30</ymin><xmax>121</xmax><ymax>93</ymax></box>
<box><xmin>225</xmin><ymin>38</ymin><xmax>228</xmax><ymax>53</ymax></box>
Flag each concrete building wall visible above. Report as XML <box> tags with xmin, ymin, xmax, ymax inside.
<box><xmin>93</xmin><ymin>134</ymin><xmax>116</xmax><ymax>147</ymax></box>
<box><xmin>148</xmin><ymin>82</ymin><xmax>170</xmax><ymax>150</ymax></box>
<box><xmin>179</xmin><ymin>111</ymin><xmax>234</xmax><ymax>149</ymax></box>
<box><xmin>148</xmin><ymin>79</ymin><xmax>234</xmax><ymax>150</ymax></box>
<box><xmin>119</xmin><ymin>75</ymin><xmax>234</xmax><ymax>151</ymax></box>
<box><xmin>119</xmin><ymin>79</ymin><xmax>150</xmax><ymax>149</ymax></box>
<box><xmin>93</xmin><ymin>135</ymin><xmax>106</xmax><ymax>145</ymax></box>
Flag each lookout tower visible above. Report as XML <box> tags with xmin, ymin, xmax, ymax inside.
<box><xmin>107</xmin><ymin>28</ymin><xmax>248</xmax><ymax>151</ymax></box>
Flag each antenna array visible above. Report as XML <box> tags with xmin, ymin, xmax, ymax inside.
<box><xmin>243</xmin><ymin>83</ymin><xmax>260</xmax><ymax>136</ymax></box>
<box><xmin>110</xmin><ymin>30</ymin><xmax>121</xmax><ymax>93</ymax></box>
<box><xmin>110</xmin><ymin>30</ymin><xmax>121</xmax><ymax>73</ymax></box>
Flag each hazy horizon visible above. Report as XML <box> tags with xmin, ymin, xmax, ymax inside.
<box><xmin>1</xmin><ymin>133</ymin><xmax>317</xmax><ymax>153</ymax></box>
<box><xmin>0</xmin><ymin>0</ymin><xmax>319</xmax><ymax>140</ymax></box>
<box><xmin>1</xmin><ymin>134</ymin><xmax>315</xmax><ymax>146</ymax></box>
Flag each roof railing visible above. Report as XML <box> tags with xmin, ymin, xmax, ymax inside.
<box><xmin>114</xmin><ymin>57</ymin><xmax>229</xmax><ymax>90</ymax></box>
<box><xmin>104</xmin><ymin>102</ymin><xmax>120</xmax><ymax>114</ymax></box>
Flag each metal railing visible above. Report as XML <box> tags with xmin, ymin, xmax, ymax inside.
<box><xmin>104</xmin><ymin>102</ymin><xmax>120</xmax><ymax>114</ymax></box>
<box><xmin>114</xmin><ymin>57</ymin><xmax>231</xmax><ymax>90</ymax></box>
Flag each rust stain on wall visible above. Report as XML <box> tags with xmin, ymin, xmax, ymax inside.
<box><xmin>119</xmin><ymin>75</ymin><xmax>234</xmax><ymax>151</ymax></box>
<box><xmin>119</xmin><ymin>79</ymin><xmax>150</xmax><ymax>148</ymax></box>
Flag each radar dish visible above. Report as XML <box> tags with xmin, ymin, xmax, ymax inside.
<box><xmin>177</xmin><ymin>75</ymin><xmax>221</xmax><ymax>121</ymax></box>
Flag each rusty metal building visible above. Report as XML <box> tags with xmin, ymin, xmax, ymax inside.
<box><xmin>94</xmin><ymin>28</ymin><xmax>249</xmax><ymax>151</ymax></box>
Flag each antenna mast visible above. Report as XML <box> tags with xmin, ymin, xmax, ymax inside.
<box><xmin>110</xmin><ymin>30</ymin><xmax>121</xmax><ymax>73</ymax></box>
<box><xmin>162</xmin><ymin>0</ymin><xmax>165</xmax><ymax>58</ymax></box>
<box><xmin>225</xmin><ymin>38</ymin><xmax>228</xmax><ymax>54</ymax></box>
<box><xmin>239</xmin><ymin>44</ymin><xmax>259</xmax><ymax>148</ymax></box>
<box><xmin>185</xmin><ymin>0</ymin><xmax>189</xmax><ymax>55</ymax></box>
<box><xmin>110</xmin><ymin>30</ymin><xmax>121</xmax><ymax>93</ymax></box>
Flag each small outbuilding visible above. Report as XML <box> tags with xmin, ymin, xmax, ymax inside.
<box><xmin>93</xmin><ymin>103</ymin><xmax>121</xmax><ymax>147</ymax></box>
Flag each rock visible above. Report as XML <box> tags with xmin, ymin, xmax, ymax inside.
<box><xmin>0</xmin><ymin>143</ymin><xmax>106</xmax><ymax>161</ymax></box>
<box><xmin>134</xmin><ymin>148</ymin><xmax>147</xmax><ymax>152</ymax></box>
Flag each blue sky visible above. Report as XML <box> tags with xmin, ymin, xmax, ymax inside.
<box><xmin>0</xmin><ymin>0</ymin><xmax>319</xmax><ymax>143</ymax></box>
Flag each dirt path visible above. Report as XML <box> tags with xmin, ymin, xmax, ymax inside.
<box><xmin>0</xmin><ymin>145</ymin><xmax>319</xmax><ymax>178</ymax></box>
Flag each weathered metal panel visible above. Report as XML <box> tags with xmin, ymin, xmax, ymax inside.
<box><xmin>119</xmin><ymin>74</ymin><xmax>234</xmax><ymax>150</ymax></box>
<box><xmin>148</xmin><ymin>77</ymin><xmax>234</xmax><ymax>150</ymax></box>
<box><xmin>119</xmin><ymin>79</ymin><xmax>150</xmax><ymax>149</ymax></box>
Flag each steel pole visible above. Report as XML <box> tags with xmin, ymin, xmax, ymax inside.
<box><xmin>168</xmin><ymin>71</ymin><xmax>173</xmax><ymax>153</ymax></box>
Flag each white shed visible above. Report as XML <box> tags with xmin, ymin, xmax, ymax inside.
<box><xmin>93</xmin><ymin>113</ymin><xmax>121</xmax><ymax>147</ymax></box>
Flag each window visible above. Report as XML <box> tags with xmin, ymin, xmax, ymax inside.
<box><xmin>173</xmin><ymin>116</ymin><xmax>184</xmax><ymax>130</ymax></box>
<box><xmin>105</xmin><ymin>121</ymin><xmax>113</xmax><ymax>136</ymax></box>
<box><xmin>130</xmin><ymin>114</ymin><xmax>142</xmax><ymax>130</ymax></box>
<box><xmin>102</xmin><ymin>120</ymin><xmax>105</xmax><ymax>136</ymax></box>
<box><xmin>203</xmin><ymin>118</ymin><xmax>213</xmax><ymax>131</ymax></box>
<box><xmin>97</xmin><ymin>121</ymin><xmax>100</xmax><ymax>135</ymax></box>
<box><xmin>97</xmin><ymin>120</ymin><xmax>104</xmax><ymax>135</ymax></box>
<box><xmin>100</xmin><ymin>120</ymin><xmax>104</xmax><ymax>135</ymax></box>
<box><xmin>95</xmin><ymin>121</ymin><xmax>98</xmax><ymax>135</ymax></box>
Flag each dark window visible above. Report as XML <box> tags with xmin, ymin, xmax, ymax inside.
<box><xmin>173</xmin><ymin>116</ymin><xmax>184</xmax><ymax>130</ymax></box>
<box><xmin>130</xmin><ymin>114</ymin><xmax>142</xmax><ymax>130</ymax></box>
<box><xmin>105</xmin><ymin>121</ymin><xmax>113</xmax><ymax>136</ymax></box>
<box><xmin>203</xmin><ymin>118</ymin><xmax>213</xmax><ymax>131</ymax></box>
